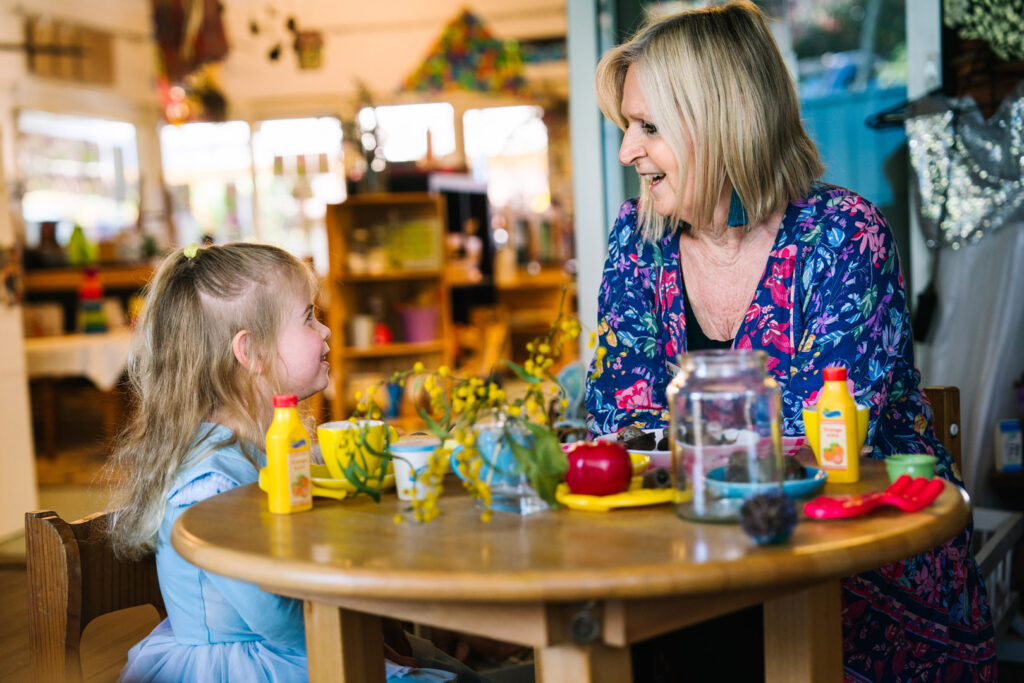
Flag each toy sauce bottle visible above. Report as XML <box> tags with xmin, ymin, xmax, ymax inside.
<box><xmin>817</xmin><ymin>366</ymin><xmax>860</xmax><ymax>483</ymax></box>
<box><xmin>263</xmin><ymin>394</ymin><xmax>313</xmax><ymax>514</ymax></box>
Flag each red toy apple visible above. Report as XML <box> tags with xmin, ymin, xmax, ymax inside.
<box><xmin>565</xmin><ymin>441</ymin><xmax>633</xmax><ymax>496</ymax></box>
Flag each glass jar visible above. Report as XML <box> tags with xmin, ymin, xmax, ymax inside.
<box><xmin>667</xmin><ymin>349</ymin><xmax>783</xmax><ymax>522</ymax></box>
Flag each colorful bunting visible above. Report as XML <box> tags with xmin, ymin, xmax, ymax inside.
<box><xmin>402</xmin><ymin>9</ymin><xmax>527</xmax><ymax>96</ymax></box>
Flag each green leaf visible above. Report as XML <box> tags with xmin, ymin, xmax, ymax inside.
<box><xmin>511</xmin><ymin>422</ymin><xmax>569</xmax><ymax>507</ymax></box>
<box><xmin>501</xmin><ymin>360</ymin><xmax>541</xmax><ymax>385</ymax></box>
<box><xmin>641</xmin><ymin>311</ymin><xmax>658</xmax><ymax>335</ymax></box>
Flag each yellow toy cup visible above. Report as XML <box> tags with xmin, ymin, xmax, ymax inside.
<box><xmin>316</xmin><ymin>420</ymin><xmax>397</xmax><ymax>481</ymax></box>
<box><xmin>801</xmin><ymin>404</ymin><xmax>870</xmax><ymax>464</ymax></box>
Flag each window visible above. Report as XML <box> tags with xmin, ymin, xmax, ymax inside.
<box><xmin>160</xmin><ymin>121</ymin><xmax>254</xmax><ymax>246</ymax></box>
<box><xmin>358</xmin><ymin>103</ymin><xmax>456</xmax><ymax>165</ymax></box>
<box><xmin>463</xmin><ymin>105</ymin><xmax>550</xmax><ymax>212</ymax></box>
<box><xmin>159</xmin><ymin>117</ymin><xmax>345</xmax><ymax>273</ymax></box>
<box><xmin>18</xmin><ymin>110</ymin><xmax>139</xmax><ymax>249</ymax></box>
<box><xmin>252</xmin><ymin>117</ymin><xmax>346</xmax><ymax>273</ymax></box>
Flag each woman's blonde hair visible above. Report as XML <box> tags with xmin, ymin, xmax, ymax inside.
<box><xmin>108</xmin><ymin>243</ymin><xmax>318</xmax><ymax>558</ymax></box>
<box><xmin>595</xmin><ymin>0</ymin><xmax>823</xmax><ymax>240</ymax></box>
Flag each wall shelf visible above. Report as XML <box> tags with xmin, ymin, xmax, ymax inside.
<box><xmin>325</xmin><ymin>192</ymin><xmax>452</xmax><ymax>423</ymax></box>
<box><xmin>340</xmin><ymin>341</ymin><xmax>446</xmax><ymax>359</ymax></box>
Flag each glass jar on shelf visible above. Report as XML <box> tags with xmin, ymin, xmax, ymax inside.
<box><xmin>667</xmin><ymin>349</ymin><xmax>783</xmax><ymax>522</ymax></box>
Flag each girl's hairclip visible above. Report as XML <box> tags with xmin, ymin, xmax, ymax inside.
<box><xmin>183</xmin><ymin>243</ymin><xmax>200</xmax><ymax>259</ymax></box>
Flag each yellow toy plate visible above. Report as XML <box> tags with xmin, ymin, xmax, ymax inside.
<box><xmin>257</xmin><ymin>464</ymin><xmax>394</xmax><ymax>498</ymax></box>
<box><xmin>555</xmin><ymin>477</ymin><xmax>690</xmax><ymax>512</ymax></box>
<box><xmin>310</xmin><ymin>464</ymin><xmax>395</xmax><ymax>492</ymax></box>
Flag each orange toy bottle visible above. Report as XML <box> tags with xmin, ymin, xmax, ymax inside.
<box><xmin>816</xmin><ymin>366</ymin><xmax>860</xmax><ymax>483</ymax></box>
<box><xmin>263</xmin><ymin>394</ymin><xmax>313</xmax><ymax>513</ymax></box>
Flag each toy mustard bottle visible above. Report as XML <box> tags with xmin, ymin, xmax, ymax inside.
<box><xmin>816</xmin><ymin>366</ymin><xmax>860</xmax><ymax>483</ymax></box>
<box><xmin>263</xmin><ymin>394</ymin><xmax>313</xmax><ymax>513</ymax></box>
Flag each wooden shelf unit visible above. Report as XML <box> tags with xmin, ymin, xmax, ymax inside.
<box><xmin>24</xmin><ymin>264</ymin><xmax>155</xmax><ymax>293</ymax></box>
<box><xmin>325</xmin><ymin>193</ymin><xmax>453</xmax><ymax>422</ymax></box>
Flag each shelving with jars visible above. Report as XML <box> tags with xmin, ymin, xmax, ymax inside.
<box><xmin>325</xmin><ymin>192</ymin><xmax>452</xmax><ymax>424</ymax></box>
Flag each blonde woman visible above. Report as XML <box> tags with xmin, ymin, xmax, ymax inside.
<box><xmin>108</xmin><ymin>244</ymin><xmax>480</xmax><ymax>682</ymax></box>
<box><xmin>585</xmin><ymin>2</ymin><xmax>995</xmax><ymax>680</ymax></box>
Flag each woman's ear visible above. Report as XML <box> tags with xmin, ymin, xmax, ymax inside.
<box><xmin>231</xmin><ymin>329</ymin><xmax>259</xmax><ymax>372</ymax></box>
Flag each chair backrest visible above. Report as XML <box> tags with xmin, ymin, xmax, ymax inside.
<box><xmin>923</xmin><ymin>386</ymin><xmax>962</xmax><ymax>476</ymax></box>
<box><xmin>25</xmin><ymin>510</ymin><xmax>166</xmax><ymax>683</ymax></box>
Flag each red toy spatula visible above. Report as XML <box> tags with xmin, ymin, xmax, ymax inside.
<box><xmin>802</xmin><ymin>475</ymin><xmax>945</xmax><ymax>519</ymax></box>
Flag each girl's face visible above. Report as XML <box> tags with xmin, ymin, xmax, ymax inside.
<box><xmin>618</xmin><ymin>64</ymin><xmax>692</xmax><ymax>219</ymax></box>
<box><xmin>275</xmin><ymin>289</ymin><xmax>331</xmax><ymax>401</ymax></box>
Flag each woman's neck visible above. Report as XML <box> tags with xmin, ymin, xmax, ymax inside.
<box><xmin>684</xmin><ymin>208</ymin><xmax>785</xmax><ymax>264</ymax></box>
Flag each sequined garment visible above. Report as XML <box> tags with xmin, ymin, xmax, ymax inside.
<box><xmin>906</xmin><ymin>80</ymin><xmax>1024</xmax><ymax>249</ymax></box>
<box><xmin>586</xmin><ymin>185</ymin><xmax>997</xmax><ymax>681</ymax></box>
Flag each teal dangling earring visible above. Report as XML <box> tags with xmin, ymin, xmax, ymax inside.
<box><xmin>726</xmin><ymin>187</ymin><xmax>748</xmax><ymax>227</ymax></box>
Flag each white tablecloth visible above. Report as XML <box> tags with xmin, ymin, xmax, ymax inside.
<box><xmin>24</xmin><ymin>330</ymin><xmax>134</xmax><ymax>391</ymax></box>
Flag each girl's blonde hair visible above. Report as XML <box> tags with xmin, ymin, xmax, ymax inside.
<box><xmin>108</xmin><ymin>243</ymin><xmax>318</xmax><ymax>558</ymax></box>
<box><xmin>595</xmin><ymin>0</ymin><xmax>823</xmax><ymax>240</ymax></box>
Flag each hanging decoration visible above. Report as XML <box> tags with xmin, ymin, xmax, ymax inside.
<box><xmin>246</xmin><ymin>8</ymin><xmax>323</xmax><ymax>69</ymax></box>
<box><xmin>294</xmin><ymin>30</ymin><xmax>324</xmax><ymax>69</ymax></box>
<box><xmin>402</xmin><ymin>9</ymin><xmax>527</xmax><ymax>96</ymax></box>
<box><xmin>152</xmin><ymin>0</ymin><xmax>229</xmax><ymax>124</ymax></box>
<box><xmin>944</xmin><ymin>0</ymin><xmax>1024</xmax><ymax>61</ymax></box>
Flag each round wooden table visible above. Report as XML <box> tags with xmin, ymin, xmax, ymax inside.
<box><xmin>172</xmin><ymin>460</ymin><xmax>970</xmax><ymax>682</ymax></box>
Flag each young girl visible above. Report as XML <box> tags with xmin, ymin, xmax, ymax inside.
<box><xmin>108</xmin><ymin>243</ymin><xmax>482</xmax><ymax>683</ymax></box>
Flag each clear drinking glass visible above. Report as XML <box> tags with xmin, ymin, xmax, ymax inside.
<box><xmin>667</xmin><ymin>349</ymin><xmax>783</xmax><ymax>522</ymax></box>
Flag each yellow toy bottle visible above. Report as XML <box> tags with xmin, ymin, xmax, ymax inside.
<box><xmin>263</xmin><ymin>394</ymin><xmax>313</xmax><ymax>514</ymax></box>
<box><xmin>816</xmin><ymin>366</ymin><xmax>861</xmax><ymax>483</ymax></box>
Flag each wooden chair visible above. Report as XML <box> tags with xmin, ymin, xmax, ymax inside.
<box><xmin>25</xmin><ymin>510</ymin><xmax>166</xmax><ymax>683</ymax></box>
<box><xmin>925</xmin><ymin>386</ymin><xmax>1024</xmax><ymax>648</ymax></box>
<box><xmin>924</xmin><ymin>386</ymin><xmax>963</xmax><ymax>476</ymax></box>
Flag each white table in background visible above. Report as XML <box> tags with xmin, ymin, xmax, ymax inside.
<box><xmin>24</xmin><ymin>330</ymin><xmax>133</xmax><ymax>458</ymax></box>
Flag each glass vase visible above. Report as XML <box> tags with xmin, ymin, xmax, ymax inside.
<box><xmin>667</xmin><ymin>349</ymin><xmax>783</xmax><ymax>522</ymax></box>
<box><xmin>470</xmin><ymin>423</ymin><xmax>549</xmax><ymax>516</ymax></box>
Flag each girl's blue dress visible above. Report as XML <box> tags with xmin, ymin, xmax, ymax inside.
<box><xmin>586</xmin><ymin>185</ymin><xmax>996</xmax><ymax>681</ymax></box>
<box><xmin>119</xmin><ymin>423</ymin><xmax>469</xmax><ymax>683</ymax></box>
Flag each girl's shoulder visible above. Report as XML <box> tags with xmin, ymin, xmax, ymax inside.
<box><xmin>169</xmin><ymin>424</ymin><xmax>261</xmax><ymax>504</ymax></box>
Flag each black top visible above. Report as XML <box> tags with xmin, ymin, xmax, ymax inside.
<box><xmin>681</xmin><ymin>273</ymin><xmax>733</xmax><ymax>351</ymax></box>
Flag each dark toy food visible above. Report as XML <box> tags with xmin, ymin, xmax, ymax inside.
<box><xmin>617</xmin><ymin>425</ymin><xmax>656</xmax><ymax>451</ymax></box>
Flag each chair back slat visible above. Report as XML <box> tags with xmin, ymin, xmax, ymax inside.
<box><xmin>924</xmin><ymin>386</ymin><xmax>962</xmax><ymax>476</ymax></box>
<box><xmin>25</xmin><ymin>509</ymin><xmax>165</xmax><ymax>683</ymax></box>
<box><xmin>71</xmin><ymin>511</ymin><xmax>165</xmax><ymax>628</ymax></box>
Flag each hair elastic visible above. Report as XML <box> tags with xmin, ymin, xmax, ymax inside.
<box><xmin>183</xmin><ymin>243</ymin><xmax>200</xmax><ymax>259</ymax></box>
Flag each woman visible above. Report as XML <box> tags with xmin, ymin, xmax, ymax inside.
<box><xmin>585</xmin><ymin>2</ymin><xmax>996</xmax><ymax>680</ymax></box>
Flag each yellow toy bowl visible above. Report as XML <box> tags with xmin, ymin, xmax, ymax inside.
<box><xmin>317</xmin><ymin>420</ymin><xmax>398</xmax><ymax>480</ymax></box>
<box><xmin>802</xmin><ymin>404</ymin><xmax>870</xmax><ymax>464</ymax></box>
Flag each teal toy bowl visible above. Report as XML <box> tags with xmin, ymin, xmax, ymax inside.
<box><xmin>885</xmin><ymin>454</ymin><xmax>938</xmax><ymax>482</ymax></box>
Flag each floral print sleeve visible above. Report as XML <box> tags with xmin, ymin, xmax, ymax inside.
<box><xmin>585</xmin><ymin>200</ymin><xmax>675</xmax><ymax>435</ymax></box>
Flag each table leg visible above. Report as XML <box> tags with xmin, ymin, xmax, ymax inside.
<box><xmin>763</xmin><ymin>579</ymin><xmax>842</xmax><ymax>683</ymax></box>
<box><xmin>303</xmin><ymin>601</ymin><xmax>385</xmax><ymax>683</ymax></box>
<box><xmin>535</xmin><ymin>642</ymin><xmax>632</xmax><ymax>683</ymax></box>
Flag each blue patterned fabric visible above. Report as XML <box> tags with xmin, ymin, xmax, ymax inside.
<box><xmin>586</xmin><ymin>185</ymin><xmax>996</xmax><ymax>680</ymax></box>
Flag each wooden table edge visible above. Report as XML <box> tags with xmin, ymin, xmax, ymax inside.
<box><xmin>171</xmin><ymin>481</ymin><xmax>972</xmax><ymax>603</ymax></box>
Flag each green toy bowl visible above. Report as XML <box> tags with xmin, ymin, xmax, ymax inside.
<box><xmin>885</xmin><ymin>454</ymin><xmax>938</xmax><ymax>483</ymax></box>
